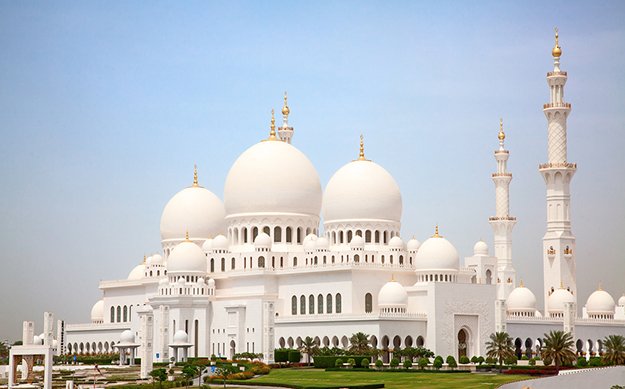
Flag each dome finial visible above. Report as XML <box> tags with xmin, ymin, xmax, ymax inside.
<box><xmin>185</xmin><ymin>229</ymin><xmax>190</xmax><ymax>241</ymax></box>
<box><xmin>598</xmin><ymin>282</ymin><xmax>603</xmax><ymax>291</ymax></box>
<box><xmin>432</xmin><ymin>225</ymin><xmax>443</xmax><ymax>238</ymax></box>
<box><xmin>281</xmin><ymin>91</ymin><xmax>290</xmax><ymax>120</ymax></box>
<box><xmin>193</xmin><ymin>164</ymin><xmax>199</xmax><ymax>187</ymax></box>
<box><xmin>519</xmin><ymin>279</ymin><xmax>524</xmax><ymax>288</ymax></box>
<box><xmin>267</xmin><ymin>109</ymin><xmax>278</xmax><ymax>141</ymax></box>
<box><xmin>391</xmin><ymin>273</ymin><xmax>395</xmax><ymax>282</ymax></box>
<box><xmin>560</xmin><ymin>280</ymin><xmax>564</xmax><ymax>289</ymax></box>
<box><xmin>552</xmin><ymin>27</ymin><xmax>562</xmax><ymax>58</ymax></box>
<box><xmin>498</xmin><ymin>118</ymin><xmax>506</xmax><ymax>147</ymax></box>
<box><xmin>143</xmin><ymin>254</ymin><xmax>147</xmax><ymax>264</ymax></box>
<box><xmin>358</xmin><ymin>134</ymin><xmax>366</xmax><ymax>161</ymax></box>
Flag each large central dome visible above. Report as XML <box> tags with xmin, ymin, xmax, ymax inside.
<box><xmin>224</xmin><ymin>140</ymin><xmax>322</xmax><ymax>217</ymax></box>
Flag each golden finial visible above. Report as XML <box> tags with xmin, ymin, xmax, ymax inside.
<box><xmin>519</xmin><ymin>279</ymin><xmax>524</xmax><ymax>288</ymax></box>
<box><xmin>185</xmin><ymin>229</ymin><xmax>190</xmax><ymax>241</ymax></box>
<box><xmin>552</xmin><ymin>27</ymin><xmax>562</xmax><ymax>58</ymax></box>
<box><xmin>267</xmin><ymin>109</ymin><xmax>277</xmax><ymax>141</ymax></box>
<box><xmin>391</xmin><ymin>274</ymin><xmax>395</xmax><ymax>282</ymax></box>
<box><xmin>598</xmin><ymin>282</ymin><xmax>603</xmax><ymax>291</ymax></box>
<box><xmin>560</xmin><ymin>281</ymin><xmax>564</xmax><ymax>289</ymax></box>
<box><xmin>498</xmin><ymin>118</ymin><xmax>505</xmax><ymax>142</ymax></box>
<box><xmin>432</xmin><ymin>225</ymin><xmax>442</xmax><ymax>238</ymax></box>
<box><xmin>358</xmin><ymin>134</ymin><xmax>366</xmax><ymax>161</ymax></box>
<box><xmin>143</xmin><ymin>255</ymin><xmax>147</xmax><ymax>264</ymax></box>
<box><xmin>192</xmin><ymin>164</ymin><xmax>198</xmax><ymax>187</ymax></box>
<box><xmin>281</xmin><ymin>92</ymin><xmax>290</xmax><ymax>117</ymax></box>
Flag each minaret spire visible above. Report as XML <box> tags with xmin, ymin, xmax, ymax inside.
<box><xmin>278</xmin><ymin>92</ymin><xmax>294</xmax><ymax>143</ymax></box>
<box><xmin>489</xmin><ymin>118</ymin><xmax>517</xmax><ymax>300</ymax></box>
<box><xmin>192</xmin><ymin>164</ymin><xmax>199</xmax><ymax>187</ymax></box>
<box><xmin>358</xmin><ymin>134</ymin><xmax>366</xmax><ymax>161</ymax></box>
<box><xmin>266</xmin><ymin>109</ymin><xmax>278</xmax><ymax>141</ymax></box>
<box><xmin>540</xmin><ymin>29</ymin><xmax>577</xmax><ymax>316</ymax></box>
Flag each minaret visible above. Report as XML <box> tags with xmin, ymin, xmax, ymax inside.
<box><xmin>278</xmin><ymin>92</ymin><xmax>294</xmax><ymax>143</ymax></box>
<box><xmin>540</xmin><ymin>28</ymin><xmax>577</xmax><ymax>313</ymax></box>
<box><xmin>489</xmin><ymin>118</ymin><xmax>517</xmax><ymax>300</ymax></box>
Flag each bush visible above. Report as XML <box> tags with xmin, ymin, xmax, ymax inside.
<box><xmin>543</xmin><ymin>356</ymin><xmax>552</xmax><ymax>366</ymax></box>
<box><xmin>375</xmin><ymin>359</ymin><xmax>383</xmax><ymax>368</ymax></box>
<box><xmin>485</xmin><ymin>357</ymin><xmax>496</xmax><ymax>364</ymax></box>
<box><xmin>418</xmin><ymin>357</ymin><xmax>429</xmax><ymax>369</ymax></box>
<box><xmin>589</xmin><ymin>357</ymin><xmax>602</xmax><ymax>367</ymax></box>
<box><xmin>287</xmin><ymin>350</ymin><xmax>301</xmax><ymax>364</ymax></box>
<box><xmin>335</xmin><ymin>358</ymin><xmax>344</xmax><ymax>367</ymax></box>
<box><xmin>347</xmin><ymin>358</ymin><xmax>356</xmax><ymax>367</ymax></box>
<box><xmin>446</xmin><ymin>356</ymin><xmax>457</xmax><ymax>368</ymax></box>
<box><xmin>361</xmin><ymin>358</ymin><xmax>370</xmax><ymax>368</ymax></box>
<box><xmin>504</xmin><ymin>355</ymin><xmax>518</xmax><ymax>365</ymax></box>
<box><xmin>477</xmin><ymin>356</ymin><xmax>485</xmax><ymax>365</ymax></box>
<box><xmin>314</xmin><ymin>355</ymin><xmax>371</xmax><ymax>368</ymax></box>
<box><xmin>529</xmin><ymin>358</ymin><xmax>537</xmax><ymax>366</ymax></box>
<box><xmin>390</xmin><ymin>358</ymin><xmax>399</xmax><ymax>368</ymax></box>
<box><xmin>433</xmin><ymin>358</ymin><xmax>443</xmax><ymax>370</ymax></box>
<box><xmin>459</xmin><ymin>356</ymin><xmax>470</xmax><ymax>364</ymax></box>
<box><xmin>434</xmin><ymin>356</ymin><xmax>443</xmax><ymax>364</ymax></box>
<box><xmin>470</xmin><ymin>356</ymin><xmax>478</xmax><ymax>363</ymax></box>
<box><xmin>402</xmin><ymin>359</ymin><xmax>412</xmax><ymax>369</ymax></box>
<box><xmin>577</xmin><ymin>357</ymin><xmax>588</xmax><ymax>367</ymax></box>
<box><xmin>274</xmin><ymin>348</ymin><xmax>291</xmax><ymax>363</ymax></box>
<box><xmin>249</xmin><ymin>362</ymin><xmax>271</xmax><ymax>375</ymax></box>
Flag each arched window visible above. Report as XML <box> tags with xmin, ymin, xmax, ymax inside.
<box><xmin>274</xmin><ymin>226</ymin><xmax>282</xmax><ymax>242</ymax></box>
<box><xmin>242</xmin><ymin>227</ymin><xmax>248</xmax><ymax>243</ymax></box>
<box><xmin>365</xmin><ymin>293</ymin><xmax>373</xmax><ymax>313</ymax></box>
<box><xmin>258</xmin><ymin>256</ymin><xmax>265</xmax><ymax>268</ymax></box>
<box><xmin>365</xmin><ymin>230</ymin><xmax>372</xmax><ymax>243</ymax></box>
<box><xmin>210</xmin><ymin>258</ymin><xmax>215</xmax><ymax>272</ymax></box>
<box><xmin>318</xmin><ymin>294</ymin><xmax>323</xmax><ymax>314</ymax></box>
<box><xmin>263</xmin><ymin>226</ymin><xmax>270</xmax><ymax>235</ymax></box>
<box><xmin>293</xmin><ymin>257</ymin><xmax>298</xmax><ymax>267</ymax></box>
<box><xmin>116</xmin><ymin>306</ymin><xmax>121</xmax><ymax>322</ymax></box>
<box><xmin>327</xmin><ymin>294</ymin><xmax>333</xmax><ymax>314</ymax></box>
<box><xmin>297</xmin><ymin>228</ymin><xmax>302</xmax><ymax>244</ymax></box>
<box><xmin>486</xmin><ymin>269</ymin><xmax>492</xmax><ymax>284</ymax></box>
<box><xmin>347</xmin><ymin>231</ymin><xmax>353</xmax><ymax>242</ymax></box>
<box><xmin>221</xmin><ymin>258</ymin><xmax>226</xmax><ymax>272</ymax></box>
<box><xmin>399</xmin><ymin>255</ymin><xmax>404</xmax><ymax>265</ymax></box>
<box><xmin>252</xmin><ymin>227</ymin><xmax>259</xmax><ymax>241</ymax></box>
<box><xmin>110</xmin><ymin>306</ymin><xmax>115</xmax><ymax>323</ymax></box>
<box><xmin>339</xmin><ymin>231</ymin><xmax>344</xmax><ymax>244</ymax></box>
<box><xmin>286</xmin><ymin>227</ymin><xmax>292</xmax><ymax>243</ymax></box>
<box><xmin>309</xmin><ymin>294</ymin><xmax>315</xmax><ymax>314</ymax></box>
<box><xmin>336</xmin><ymin>293</ymin><xmax>342</xmax><ymax>313</ymax></box>
<box><xmin>300</xmin><ymin>295</ymin><xmax>306</xmax><ymax>314</ymax></box>
<box><xmin>231</xmin><ymin>257</ymin><xmax>236</xmax><ymax>270</ymax></box>
<box><xmin>291</xmin><ymin>296</ymin><xmax>297</xmax><ymax>315</ymax></box>
<box><xmin>375</xmin><ymin>231</ymin><xmax>380</xmax><ymax>243</ymax></box>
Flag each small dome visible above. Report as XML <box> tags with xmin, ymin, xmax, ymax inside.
<box><xmin>207</xmin><ymin>278</ymin><xmax>215</xmax><ymax>287</ymax></box>
<box><xmin>350</xmin><ymin>235</ymin><xmax>365</xmax><ymax>249</ymax></box>
<box><xmin>151</xmin><ymin>254</ymin><xmax>163</xmax><ymax>265</ymax></box>
<box><xmin>177</xmin><ymin>276</ymin><xmax>186</xmax><ymax>285</ymax></box>
<box><xmin>586</xmin><ymin>289</ymin><xmax>616</xmax><ymax>316</ymax></box>
<box><xmin>303</xmin><ymin>234</ymin><xmax>318</xmax><ymax>251</ymax></box>
<box><xmin>389</xmin><ymin>236</ymin><xmax>404</xmax><ymax>250</ymax></box>
<box><xmin>406</xmin><ymin>238</ymin><xmax>421</xmax><ymax>252</ymax></box>
<box><xmin>145</xmin><ymin>256</ymin><xmax>153</xmax><ymax>266</ymax></box>
<box><xmin>90</xmin><ymin>300</ymin><xmax>104</xmax><ymax>323</ymax></box>
<box><xmin>473</xmin><ymin>240</ymin><xmax>489</xmax><ymax>256</ymax></box>
<box><xmin>378</xmin><ymin>280</ymin><xmax>408</xmax><ymax>307</ymax></box>
<box><xmin>254</xmin><ymin>232</ymin><xmax>271</xmax><ymax>248</ymax></box>
<box><xmin>197</xmin><ymin>277</ymin><xmax>205</xmax><ymax>285</ymax></box>
<box><xmin>323</xmin><ymin>159</ymin><xmax>402</xmax><ymax>223</ymax></box>
<box><xmin>212</xmin><ymin>235</ymin><xmax>228</xmax><ymax>251</ymax></box>
<box><xmin>127</xmin><ymin>264</ymin><xmax>145</xmax><ymax>280</ymax></box>
<box><xmin>414</xmin><ymin>235</ymin><xmax>459</xmax><ymax>271</ymax></box>
<box><xmin>33</xmin><ymin>335</ymin><xmax>42</xmax><ymax>345</ymax></box>
<box><xmin>167</xmin><ymin>241</ymin><xmax>206</xmax><ymax>274</ymax></box>
<box><xmin>224</xmin><ymin>141</ymin><xmax>322</xmax><ymax>217</ymax></box>
<box><xmin>119</xmin><ymin>330</ymin><xmax>134</xmax><ymax>344</ymax></box>
<box><xmin>160</xmin><ymin>186</ymin><xmax>226</xmax><ymax>242</ymax></box>
<box><xmin>548</xmin><ymin>288</ymin><xmax>575</xmax><ymax>313</ymax></box>
<box><xmin>618</xmin><ymin>294</ymin><xmax>625</xmax><ymax>307</ymax></box>
<box><xmin>507</xmin><ymin>285</ymin><xmax>537</xmax><ymax>313</ymax></box>
<box><xmin>202</xmin><ymin>239</ymin><xmax>213</xmax><ymax>252</ymax></box>
<box><xmin>316</xmin><ymin>237</ymin><xmax>329</xmax><ymax>250</ymax></box>
<box><xmin>173</xmin><ymin>330</ymin><xmax>189</xmax><ymax>344</ymax></box>
<box><xmin>159</xmin><ymin>277</ymin><xmax>168</xmax><ymax>285</ymax></box>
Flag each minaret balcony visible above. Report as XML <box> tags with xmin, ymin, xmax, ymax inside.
<box><xmin>543</xmin><ymin>102</ymin><xmax>571</xmax><ymax>109</ymax></box>
<box><xmin>547</xmin><ymin>71</ymin><xmax>567</xmax><ymax>77</ymax></box>
<box><xmin>488</xmin><ymin>216</ymin><xmax>516</xmax><ymax>221</ymax></box>
<box><xmin>491</xmin><ymin>173</ymin><xmax>512</xmax><ymax>178</ymax></box>
<box><xmin>539</xmin><ymin>162</ymin><xmax>577</xmax><ymax>170</ymax></box>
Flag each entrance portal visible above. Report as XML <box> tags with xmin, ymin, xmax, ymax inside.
<box><xmin>457</xmin><ymin>329</ymin><xmax>468</xmax><ymax>359</ymax></box>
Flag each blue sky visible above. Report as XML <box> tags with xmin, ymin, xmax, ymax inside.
<box><xmin>1</xmin><ymin>1</ymin><xmax>624</xmax><ymax>341</ymax></box>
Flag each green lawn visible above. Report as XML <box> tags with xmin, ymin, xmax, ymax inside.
<box><xmin>248</xmin><ymin>368</ymin><xmax>532</xmax><ymax>389</ymax></box>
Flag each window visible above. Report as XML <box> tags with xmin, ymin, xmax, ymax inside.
<box><xmin>300</xmin><ymin>295</ymin><xmax>306</xmax><ymax>314</ymax></box>
<box><xmin>110</xmin><ymin>307</ymin><xmax>115</xmax><ymax>323</ymax></box>
<box><xmin>365</xmin><ymin>293</ymin><xmax>373</xmax><ymax>313</ymax></box>
<box><xmin>309</xmin><ymin>295</ymin><xmax>315</xmax><ymax>314</ymax></box>
<box><xmin>231</xmin><ymin>257</ymin><xmax>236</xmax><ymax>270</ymax></box>
<box><xmin>221</xmin><ymin>258</ymin><xmax>225</xmax><ymax>272</ymax></box>
<box><xmin>116</xmin><ymin>306</ymin><xmax>121</xmax><ymax>322</ymax></box>
<box><xmin>318</xmin><ymin>294</ymin><xmax>323</xmax><ymax>314</ymax></box>
<box><xmin>293</xmin><ymin>257</ymin><xmax>298</xmax><ymax>267</ymax></box>
<box><xmin>258</xmin><ymin>256</ymin><xmax>265</xmax><ymax>268</ymax></box>
<box><xmin>123</xmin><ymin>306</ymin><xmax>128</xmax><ymax>322</ymax></box>
<box><xmin>210</xmin><ymin>258</ymin><xmax>215</xmax><ymax>272</ymax></box>
<box><xmin>286</xmin><ymin>227</ymin><xmax>292</xmax><ymax>243</ymax></box>
<box><xmin>336</xmin><ymin>293</ymin><xmax>342</xmax><ymax>313</ymax></box>
<box><xmin>486</xmin><ymin>269</ymin><xmax>492</xmax><ymax>284</ymax></box>
<box><xmin>274</xmin><ymin>227</ymin><xmax>281</xmax><ymax>242</ymax></box>
<box><xmin>291</xmin><ymin>296</ymin><xmax>297</xmax><ymax>315</ymax></box>
<box><xmin>327</xmin><ymin>294</ymin><xmax>333</xmax><ymax>313</ymax></box>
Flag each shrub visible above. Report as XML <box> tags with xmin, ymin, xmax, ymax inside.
<box><xmin>335</xmin><ymin>358</ymin><xmax>343</xmax><ymax>367</ymax></box>
<box><xmin>403</xmin><ymin>359</ymin><xmax>412</xmax><ymax>369</ymax></box>
<box><xmin>313</xmin><ymin>355</ymin><xmax>371</xmax><ymax>368</ymax></box>
<box><xmin>375</xmin><ymin>359</ymin><xmax>383</xmax><ymax>368</ymax></box>
<box><xmin>543</xmin><ymin>356</ymin><xmax>553</xmax><ymax>366</ymax></box>
<box><xmin>504</xmin><ymin>355</ymin><xmax>518</xmax><ymax>365</ymax></box>
<box><xmin>477</xmin><ymin>356</ymin><xmax>485</xmax><ymax>365</ymax></box>
<box><xmin>446</xmin><ymin>356</ymin><xmax>457</xmax><ymax>368</ymax></box>
<box><xmin>274</xmin><ymin>348</ymin><xmax>291</xmax><ymax>363</ymax></box>
<box><xmin>361</xmin><ymin>358</ymin><xmax>370</xmax><ymax>368</ymax></box>
<box><xmin>287</xmin><ymin>350</ymin><xmax>301</xmax><ymax>364</ymax></box>
<box><xmin>347</xmin><ymin>358</ymin><xmax>356</xmax><ymax>367</ymax></box>
<box><xmin>589</xmin><ymin>357</ymin><xmax>602</xmax><ymax>367</ymax></box>
<box><xmin>470</xmin><ymin>356</ymin><xmax>478</xmax><ymax>363</ymax></box>
<box><xmin>529</xmin><ymin>358</ymin><xmax>537</xmax><ymax>366</ymax></box>
<box><xmin>390</xmin><ymin>358</ymin><xmax>399</xmax><ymax>368</ymax></box>
<box><xmin>418</xmin><ymin>357</ymin><xmax>429</xmax><ymax>369</ymax></box>
<box><xmin>459</xmin><ymin>356</ymin><xmax>470</xmax><ymax>364</ymax></box>
<box><xmin>577</xmin><ymin>357</ymin><xmax>588</xmax><ymax>367</ymax></box>
<box><xmin>433</xmin><ymin>358</ymin><xmax>443</xmax><ymax>370</ymax></box>
<box><xmin>485</xmin><ymin>357</ymin><xmax>496</xmax><ymax>364</ymax></box>
<box><xmin>434</xmin><ymin>356</ymin><xmax>444</xmax><ymax>364</ymax></box>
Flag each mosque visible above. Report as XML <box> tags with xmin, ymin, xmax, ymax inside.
<box><xmin>27</xmin><ymin>32</ymin><xmax>625</xmax><ymax>375</ymax></box>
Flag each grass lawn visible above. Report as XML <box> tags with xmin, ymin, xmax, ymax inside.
<box><xmin>248</xmin><ymin>368</ymin><xmax>532</xmax><ymax>389</ymax></box>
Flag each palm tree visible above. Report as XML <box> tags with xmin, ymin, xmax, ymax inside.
<box><xmin>349</xmin><ymin>332</ymin><xmax>373</xmax><ymax>355</ymax></box>
<box><xmin>485</xmin><ymin>332</ymin><xmax>515</xmax><ymax>370</ymax></box>
<box><xmin>541</xmin><ymin>330</ymin><xmax>576</xmax><ymax>372</ymax></box>
<box><xmin>603</xmin><ymin>335</ymin><xmax>625</xmax><ymax>366</ymax></box>
<box><xmin>299</xmin><ymin>336</ymin><xmax>318</xmax><ymax>365</ymax></box>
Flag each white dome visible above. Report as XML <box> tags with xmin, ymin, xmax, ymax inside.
<box><xmin>33</xmin><ymin>335</ymin><xmax>42</xmax><ymax>345</ymax></box>
<box><xmin>173</xmin><ymin>330</ymin><xmax>189</xmax><ymax>344</ymax></box>
<box><xmin>207</xmin><ymin>278</ymin><xmax>215</xmax><ymax>287</ymax></box>
<box><xmin>224</xmin><ymin>141</ymin><xmax>322</xmax><ymax>217</ymax></box>
<box><xmin>414</xmin><ymin>236</ymin><xmax>459</xmax><ymax>271</ymax></box>
<box><xmin>350</xmin><ymin>235</ymin><xmax>365</xmax><ymax>249</ymax></box>
<box><xmin>177</xmin><ymin>276</ymin><xmax>186</xmax><ymax>285</ymax></box>
<box><xmin>167</xmin><ymin>241</ymin><xmax>206</xmax><ymax>274</ymax></box>
<box><xmin>586</xmin><ymin>289</ymin><xmax>615</xmax><ymax>315</ymax></box>
<box><xmin>378</xmin><ymin>281</ymin><xmax>408</xmax><ymax>307</ymax></box>
<box><xmin>473</xmin><ymin>240</ymin><xmax>489</xmax><ymax>256</ymax></box>
<box><xmin>548</xmin><ymin>288</ymin><xmax>575</xmax><ymax>313</ymax></box>
<box><xmin>619</xmin><ymin>294</ymin><xmax>625</xmax><ymax>307</ymax></box>
<box><xmin>389</xmin><ymin>236</ymin><xmax>404</xmax><ymax>250</ymax></box>
<box><xmin>145</xmin><ymin>256</ymin><xmax>153</xmax><ymax>266</ymax></box>
<box><xmin>197</xmin><ymin>277</ymin><xmax>205</xmax><ymax>285</ymax></box>
<box><xmin>406</xmin><ymin>238</ymin><xmax>421</xmax><ymax>252</ymax></box>
<box><xmin>316</xmin><ymin>237</ymin><xmax>329</xmax><ymax>250</ymax></box>
<box><xmin>254</xmin><ymin>232</ymin><xmax>272</xmax><ymax>248</ymax></box>
<box><xmin>151</xmin><ymin>254</ymin><xmax>163</xmax><ymax>265</ymax></box>
<box><xmin>507</xmin><ymin>286</ymin><xmax>537</xmax><ymax>313</ymax></box>
<box><xmin>127</xmin><ymin>264</ymin><xmax>145</xmax><ymax>280</ymax></box>
<box><xmin>159</xmin><ymin>277</ymin><xmax>168</xmax><ymax>286</ymax></box>
<box><xmin>303</xmin><ymin>234</ymin><xmax>317</xmax><ymax>251</ymax></box>
<box><xmin>202</xmin><ymin>239</ymin><xmax>213</xmax><ymax>252</ymax></box>
<box><xmin>119</xmin><ymin>330</ymin><xmax>134</xmax><ymax>344</ymax></box>
<box><xmin>323</xmin><ymin>159</ymin><xmax>402</xmax><ymax>223</ymax></box>
<box><xmin>160</xmin><ymin>185</ymin><xmax>226</xmax><ymax>241</ymax></box>
<box><xmin>90</xmin><ymin>300</ymin><xmax>104</xmax><ymax>322</ymax></box>
<box><xmin>212</xmin><ymin>234</ymin><xmax>228</xmax><ymax>251</ymax></box>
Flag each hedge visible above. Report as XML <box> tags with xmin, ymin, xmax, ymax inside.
<box><xmin>314</xmin><ymin>355</ymin><xmax>370</xmax><ymax>368</ymax></box>
<box><xmin>210</xmin><ymin>382</ymin><xmax>384</xmax><ymax>389</ymax></box>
